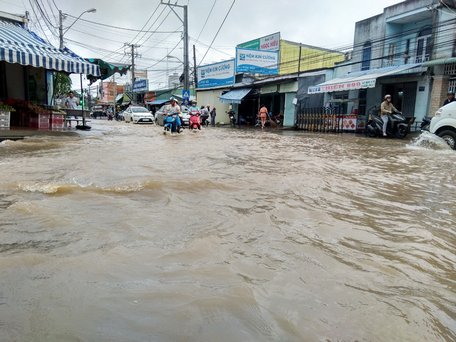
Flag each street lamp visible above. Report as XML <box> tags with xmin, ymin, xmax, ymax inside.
<box><xmin>166</xmin><ymin>55</ymin><xmax>183</xmax><ymax>64</ymax></box>
<box><xmin>59</xmin><ymin>8</ymin><xmax>97</xmax><ymax>49</ymax></box>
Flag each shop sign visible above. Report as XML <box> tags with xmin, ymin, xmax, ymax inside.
<box><xmin>237</xmin><ymin>32</ymin><xmax>280</xmax><ymax>51</ymax></box>
<box><xmin>197</xmin><ymin>59</ymin><xmax>235</xmax><ymax>89</ymax></box>
<box><xmin>261</xmin><ymin>84</ymin><xmax>278</xmax><ymax>94</ymax></box>
<box><xmin>236</xmin><ymin>48</ymin><xmax>279</xmax><ymax>75</ymax></box>
<box><xmin>133</xmin><ymin>79</ymin><xmax>149</xmax><ymax>92</ymax></box>
<box><xmin>135</xmin><ymin>69</ymin><xmax>148</xmax><ymax>80</ymax></box>
<box><xmin>279</xmin><ymin>82</ymin><xmax>298</xmax><ymax>93</ymax></box>
<box><xmin>308</xmin><ymin>78</ymin><xmax>376</xmax><ymax>94</ymax></box>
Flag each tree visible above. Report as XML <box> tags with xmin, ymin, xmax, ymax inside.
<box><xmin>53</xmin><ymin>72</ymin><xmax>72</xmax><ymax>99</ymax></box>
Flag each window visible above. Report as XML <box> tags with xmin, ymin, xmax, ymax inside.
<box><xmin>404</xmin><ymin>39</ymin><xmax>411</xmax><ymax>64</ymax></box>
<box><xmin>449</xmin><ymin>79</ymin><xmax>456</xmax><ymax>94</ymax></box>
<box><xmin>415</xmin><ymin>27</ymin><xmax>432</xmax><ymax>63</ymax></box>
<box><xmin>387</xmin><ymin>43</ymin><xmax>397</xmax><ymax>66</ymax></box>
<box><xmin>361</xmin><ymin>41</ymin><xmax>372</xmax><ymax>71</ymax></box>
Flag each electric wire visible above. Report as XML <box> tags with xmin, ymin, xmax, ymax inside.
<box><xmin>198</xmin><ymin>0</ymin><xmax>236</xmax><ymax>66</ymax></box>
<box><xmin>196</xmin><ymin>0</ymin><xmax>217</xmax><ymax>41</ymax></box>
<box><xmin>64</xmin><ymin>13</ymin><xmax>181</xmax><ymax>33</ymax></box>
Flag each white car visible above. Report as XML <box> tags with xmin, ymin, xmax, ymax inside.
<box><xmin>124</xmin><ymin>106</ymin><xmax>155</xmax><ymax>124</ymax></box>
<box><xmin>430</xmin><ymin>101</ymin><xmax>456</xmax><ymax>150</ymax></box>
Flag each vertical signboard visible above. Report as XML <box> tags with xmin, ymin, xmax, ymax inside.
<box><xmin>235</xmin><ymin>48</ymin><xmax>279</xmax><ymax>75</ymax></box>
<box><xmin>197</xmin><ymin>59</ymin><xmax>235</xmax><ymax>89</ymax></box>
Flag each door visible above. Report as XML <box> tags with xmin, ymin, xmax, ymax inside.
<box><xmin>383</xmin><ymin>82</ymin><xmax>417</xmax><ymax>115</ymax></box>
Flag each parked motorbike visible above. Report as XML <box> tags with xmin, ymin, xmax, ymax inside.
<box><xmin>227</xmin><ymin>110</ymin><xmax>236</xmax><ymax>127</ymax></box>
<box><xmin>366</xmin><ymin>112</ymin><xmax>415</xmax><ymax>139</ymax></box>
<box><xmin>421</xmin><ymin>117</ymin><xmax>431</xmax><ymax>131</ymax></box>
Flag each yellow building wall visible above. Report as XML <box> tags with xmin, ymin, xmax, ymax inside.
<box><xmin>279</xmin><ymin>40</ymin><xmax>345</xmax><ymax>75</ymax></box>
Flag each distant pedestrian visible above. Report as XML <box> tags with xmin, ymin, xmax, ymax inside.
<box><xmin>210</xmin><ymin>106</ymin><xmax>216</xmax><ymax>127</ymax></box>
<box><xmin>258</xmin><ymin>104</ymin><xmax>268</xmax><ymax>129</ymax></box>
<box><xmin>443</xmin><ymin>92</ymin><xmax>455</xmax><ymax>106</ymax></box>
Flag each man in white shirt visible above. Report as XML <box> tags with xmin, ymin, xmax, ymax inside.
<box><xmin>65</xmin><ymin>91</ymin><xmax>78</xmax><ymax>109</ymax></box>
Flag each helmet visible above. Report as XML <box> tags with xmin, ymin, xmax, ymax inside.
<box><xmin>170</xmin><ymin>97</ymin><xmax>177</xmax><ymax>102</ymax></box>
<box><xmin>384</xmin><ymin>94</ymin><xmax>391</xmax><ymax>100</ymax></box>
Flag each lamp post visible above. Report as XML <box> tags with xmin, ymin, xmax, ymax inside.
<box><xmin>166</xmin><ymin>55</ymin><xmax>183</xmax><ymax>64</ymax></box>
<box><xmin>59</xmin><ymin>8</ymin><xmax>96</xmax><ymax>49</ymax></box>
<box><xmin>58</xmin><ymin>8</ymin><xmax>96</xmax><ymax>129</ymax></box>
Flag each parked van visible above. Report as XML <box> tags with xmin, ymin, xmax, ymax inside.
<box><xmin>430</xmin><ymin>101</ymin><xmax>456</xmax><ymax>150</ymax></box>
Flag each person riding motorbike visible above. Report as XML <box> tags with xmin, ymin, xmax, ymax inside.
<box><xmin>188</xmin><ymin>100</ymin><xmax>201</xmax><ymax>130</ymax></box>
<box><xmin>164</xmin><ymin>97</ymin><xmax>183</xmax><ymax>133</ymax></box>
<box><xmin>380</xmin><ymin>94</ymin><xmax>401</xmax><ymax>137</ymax></box>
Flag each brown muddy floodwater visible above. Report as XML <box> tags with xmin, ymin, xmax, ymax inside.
<box><xmin>0</xmin><ymin>121</ymin><xmax>455</xmax><ymax>341</ymax></box>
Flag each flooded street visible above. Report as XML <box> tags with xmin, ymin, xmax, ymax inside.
<box><xmin>0</xmin><ymin>121</ymin><xmax>455</xmax><ymax>341</ymax></box>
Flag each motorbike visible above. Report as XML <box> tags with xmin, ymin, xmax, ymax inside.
<box><xmin>366</xmin><ymin>112</ymin><xmax>415</xmax><ymax>139</ymax></box>
<box><xmin>189</xmin><ymin>112</ymin><xmax>201</xmax><ymax>131</ymax></box>
<box><xmin>163</xmin><ymin>114</ymin><xmax>183</xmax><ymax>134</ymax></box>
<box><xmin>227</xmin><ymin>110</ymin><xmax>236</xmax><ymax>127</ymax></box>
<box><xmin>421</xmin><ymin>117</ymin><xmax>431</xmax><ymax>131</ymax></box>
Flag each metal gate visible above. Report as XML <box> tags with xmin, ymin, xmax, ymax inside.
<box><xmin>295</xmin><ymin>107</ymin><xmax>361</xmax><ymax>133</ymax></box>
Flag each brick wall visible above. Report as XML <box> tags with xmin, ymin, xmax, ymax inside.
<box><xmin>429</xmin><ymin>75</ymin><xmax>450</xmax><ymax>116</ymax></box>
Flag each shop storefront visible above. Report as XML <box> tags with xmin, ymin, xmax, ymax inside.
<box><xmin>0</xmin><ymin>17</ymin><xmax>100</xmax><ymax>130</ymax></box>
<box><xmin>306</xmin><ymin>63</ymin><xmax>428</xmax><ymax>132</ymax></box>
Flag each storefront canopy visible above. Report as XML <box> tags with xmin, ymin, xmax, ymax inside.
<box><xmin>0</xmin><ymin>20</ymin><xmax>100</xmax><ymax>76</ymax></box>
<box><xmin>308</xmin><ymin>63</ymin><xmax>423</xmax><ymax>94</ymax></box>
<box><xmin>219</xmin><ymin>88</ymin><xmax>251</xmax><ymax>104</ymax></box>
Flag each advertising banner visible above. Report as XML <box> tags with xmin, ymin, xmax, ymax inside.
<box><xmin>237</xmin><ymin>32</ymin><xmax>280</xmax><ymax>51</ymax></box>
<box><xmin>235</xmin><ymin>48</ymin><xmax>279</xmax><ymax>75</ymax></box>
<box><xmin>308</xmin><ymin>79</ymin><xmax>376</xmax><ymax>94</ymax></box>
<box><xmin>197</xmin><ymin>59</ymin><xmax>235</xmax><ymax>89</ymax></box>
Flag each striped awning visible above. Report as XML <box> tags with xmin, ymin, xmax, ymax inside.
<box><xmin>0</xmin><ymin>20</ymin><xmax>100</xmax><ymax>76</ymax></box>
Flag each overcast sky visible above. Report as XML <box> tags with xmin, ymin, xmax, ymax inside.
<box><xmin>2</xmin><ymin>0</ymin><xmax>404</xmax><ymax>88</ymax></box>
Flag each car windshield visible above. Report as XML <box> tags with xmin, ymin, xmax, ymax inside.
<box><xmin>131</xmin><ymin>107</ymin><xmax>149</xmax><ymax>113</ymax></box>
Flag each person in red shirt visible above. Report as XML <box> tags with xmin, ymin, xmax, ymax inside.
<box><xmin>258</xmin><ymin>104</ymin><xmax>268</xmax><ymax>129</ymax></box>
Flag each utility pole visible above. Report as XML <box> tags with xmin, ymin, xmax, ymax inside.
<box><xmin>161</xmin><ymin>1</ymin><xmax>189</xmax><ymax>101</ymax></box>
<box><xmin>112</xmin><ymin>74</ymin><xmax>116</xmax><ymax>118</ymax></box>
<box><xmin>125</xmin><ymin>43</ymin><xmax>140</xmax><ymax>103</ymax></box>
<box><xmin>193</xmin><ymin>44</ymin><xmax>197</xmax><ymax>87</ymax></box>
<box><xmin>59</xmin><ymin>10</ymin><xmax>64</xmax><ymax>49</ymax></box>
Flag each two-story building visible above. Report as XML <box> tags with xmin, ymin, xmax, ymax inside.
<box><xmin>307</xmin><ymin>0</ymin><xmax>456</xmax><ymax>124</ymax></box>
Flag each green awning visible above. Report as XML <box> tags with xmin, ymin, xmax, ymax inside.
<box><xmin>423</xmin><ymin>57</ymin><xmax>456</xmax><ymax>66</ymax></box>
<box><xmin>86</xmin><ymin>59</ymin><xmax>131</xmax><ymax>83</ymax></box>
<box><xmin>116</xmin><ymin>93</ymin><xmax>131</xmax><ymax>105</ymax></box>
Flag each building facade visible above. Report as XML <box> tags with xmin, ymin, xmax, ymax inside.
<box><xmin>307</xmin><ymin>0</ymin><xmax>456</xmax><ymax>125</ymax></box>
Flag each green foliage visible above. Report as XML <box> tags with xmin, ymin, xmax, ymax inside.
<box><xmin>53</xmin><ymin>72</ymin><xmax>72</xmax><ymax>98</ymax></box>
<box><xmin>0</xmin><ymin>104</ymin><xmax>15</xmax><ymax>112</ymax></box>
